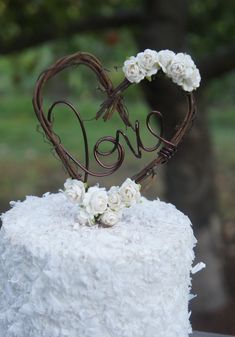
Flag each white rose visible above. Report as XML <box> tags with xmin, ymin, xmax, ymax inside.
<box><xmin>181</xmin><ymin>67</ymin><xmax>201</xmax><ymax>92</ymax></box>
<box><xmin>64</xmin><ymin>178</ymin><xmax>85</xmax><ymax>204</ymax></box>
<box><xmin>77</xmin><ymin>209</ymin><xmax>94</xmax><ymax>226</ymax></box>
<box><xmin>83</xmin><ymin>186</ymin><xmax>108</xmax><ymax>216</ymax></box>
<box><xmin>136</xmin><ymin>49</ymin><xmax>160</xmax><ymax>77</ymax></box>
<box><xmin>119</xmin><ymin>178</ymin><xmax>141</xmax><ymax>207</ymax></box>
<box><xmin>166</xmin><ymin>53</ymin><xmax>196</xmax><ymax>86</ymax></box>
<box><xmin>157</xmin><ymin>49</ymin><xmax>175</xmax><ymax>73</ymax></box>
<box><xmin>122</xmin><ymin>56</ymin><xmax>145</xmax><ymax>83</ymax></box>
<box><xmin>100</xmin><ymin>208</ymin><xmax>120</xmax><ymax>227</ymax></box>
<box><xmin>176</xmin><ymin>53</ymin><xmax>196</xmax><ymax>69</ymax></box>
<box><xmin>108</xmin><ymin>186</ymin><xmax>123</xmax><ymax>211</ymax></box>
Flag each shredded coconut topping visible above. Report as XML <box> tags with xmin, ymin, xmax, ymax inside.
<box><xmin>0</xmin><ymin>193</ymin><xmax>199</xmax><ymax>337</ymax></box>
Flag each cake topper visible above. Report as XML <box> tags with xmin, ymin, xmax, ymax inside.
<box><xmin>33</xmin><ymin>49</ymin><xmax>199</xmax><ymax>186</ymax></box>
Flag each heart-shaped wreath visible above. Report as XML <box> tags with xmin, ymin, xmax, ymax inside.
<box><xmin>33</xmin><ymin>49</ymin><xmax>199</xmax><ymax>186</ymax></box>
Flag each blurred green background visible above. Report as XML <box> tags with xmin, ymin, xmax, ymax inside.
<box><xmin>0</xmin><ymin>0</ymin><xmax>235</xmax><ymax>335</ymax></box>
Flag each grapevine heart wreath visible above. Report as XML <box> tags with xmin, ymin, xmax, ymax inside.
<box><xmin>33</xmin><ymin>49</ymin><xmax>200</xmax><ymax>227</ymax></box>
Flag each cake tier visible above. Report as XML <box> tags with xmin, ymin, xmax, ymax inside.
<box><xmin>0</xmin><ymin>193</ymin><xmax>196</xmax><ymax>337</ymax></box>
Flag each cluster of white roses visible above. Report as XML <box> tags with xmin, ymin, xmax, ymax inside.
<box><xmin>122</xmin><ymin>49</ymin><xmax>201</xmax><ymax>92</ymax></box>
<box><xmin>63</xmin><ymin>178</ymin><xmax>141</xmax><ymax>227</ymax></box>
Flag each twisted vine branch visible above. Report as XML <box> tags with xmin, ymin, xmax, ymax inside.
<box><xmin>33</xmin><ymin>51</ymin><xmax>196</xmax><ymax>185</ymax></box>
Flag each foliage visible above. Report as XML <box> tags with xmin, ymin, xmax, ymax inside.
<box><xmin>189</xmin><ymin>0</ymin><xmax>235</xmax><ymax>55</ymax></box>
<box><xmin>0</xmin><ymin>0</ymin><xmax>234</xmax><ymax>57</ymax></box>
<box><xmin>0</xmin><ymin>0</ymin><xmax>140</xmax><ymax>51</ymax></box>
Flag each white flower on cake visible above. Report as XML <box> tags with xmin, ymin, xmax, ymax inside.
<box><xmin>122</xmin><ymin>56</ymin><xmax>145</xmax><ymax>83</ymax></box>
<box><xmin>64</xmin><ymin>178</ymin><xmax>85</xmax><ymax>204</ymax></box>
<box><xmin>136</xmin><ymin>49</ymin><xmax>160</xmax><ymax>77</ymax></box>
<box><xmin>157</xmin><ymin>49</ymin><xmax>175</xmax><ymax>73</ymax></box>
<box><xmin>119</xmin><ymin>178</ymin><xmax>141</xmax><ymax>207</ymax></box>
<box><xmin>63</xmin><ymin>178</ymin><xmax>142</xmax><ymax>227</ymax></box>
<box><xmin>108</xmin><ymin>186</ymin><xmax>123</xmax><ymax>211</ymax></box>
<box><xmin>76</xmin><ymin>209</ymin><xmax>94</xmax><ymax>227</ymax></box>
<box><xmin>100</xmin><ymin>208</ymin><xmax>120</xmax><ymax>227</ymax></box>
<box><xmin>83</xmin><ymin>186</ymin><xmax>108</xmax><ymax>216</ymax></box>
<box><xmin>122</xmin><ymin>49</ymin><xmax>200</xmax><ymax>92</ymax></box>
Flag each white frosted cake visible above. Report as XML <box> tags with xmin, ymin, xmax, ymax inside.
<box><xmin>0</xmin><ymin>191</ymin><xmax>199</xmax><ymax>337</ymax></box>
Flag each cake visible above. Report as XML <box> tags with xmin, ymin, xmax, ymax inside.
<box><xmin>0</xmin><ymin>49</ymin><xmax>204</xmax><ymax>337</ymax></box>
<box><xmin>0</xmin><ymin>191</ymin><xmax>200</xmax><ymax>337</ymax></box>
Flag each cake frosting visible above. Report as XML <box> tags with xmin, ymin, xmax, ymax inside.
<box><xmin>0</xmin><ymin>192</ymin><xmax>197</xmax><ymax>337</ymax></box>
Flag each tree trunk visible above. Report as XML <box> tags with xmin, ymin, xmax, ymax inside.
<box><xmin>135</xmin><ymin>0</ymin><xmax>228</xmax><ymax>313</ymax></box>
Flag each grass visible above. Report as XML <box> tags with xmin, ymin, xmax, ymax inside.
<box><xmin>0</xmin><ymin>93</ymin><xmax>156</xmax><ymax>157</ymax></box>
